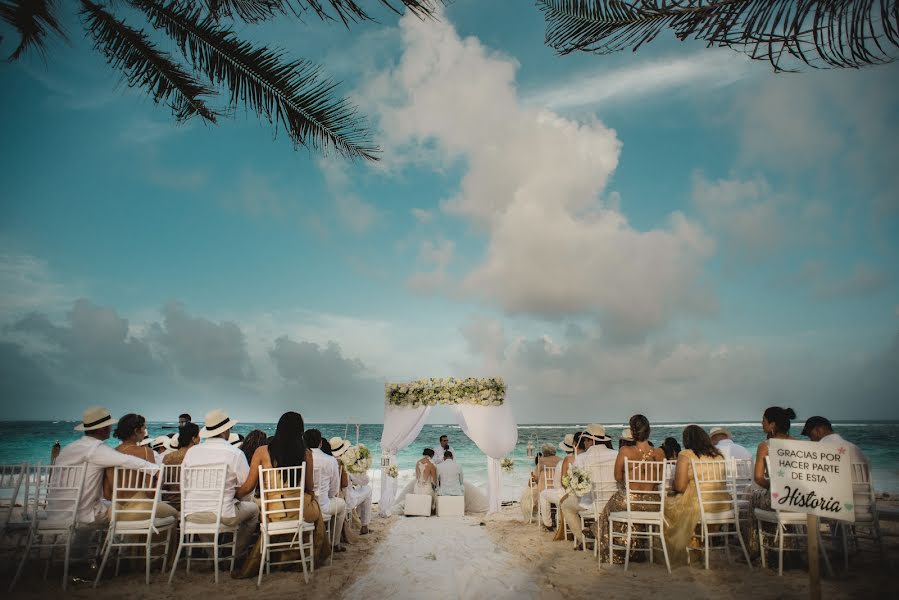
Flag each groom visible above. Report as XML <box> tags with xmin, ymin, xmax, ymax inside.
<box><xmin>432</xmin><ymin>435</ymin><xmax>455</xmax><ymax>465</ymax></box>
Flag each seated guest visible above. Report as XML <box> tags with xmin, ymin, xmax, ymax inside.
<box><xmin>331</xmin><ymin>437</ymin><xmax>374</xmax><ymax>537</ymax></box>
<box><xmin>150</xmin><ymin>436</ymin><xmax>172</xmax><ymax>464</ymax></box>
<box><xmin>594</xmin><ymin>414</ymin><xmax>665</xmax><ymax>562</ymax></box>
<box><xmin>661</xmin><ymin>437</ymin><xmax>681</xmax><ymax>460</ymax></box>
<box><xmin>235</xmin><ymin>411</ymin><xmax>330</xmax><ymax>572</ymax></box>
<box><xmin>801</xmin><ymin>416</ymin><xmax>868</xmax><ymax>463</ymax></box>
<box><xmin>164</xmin><ymin>422</ymin><xmax>200</xmax><ymax>466</ymax></box>
<box><xmin>304</xmin><ymin>428</ymin><xmax>348</xmax><ymax>552</ymax></box>
<box><xmin>103</xmin><ymin>413</ymin><xmax>178</xmax><ymax>520</ymax></box>
<box><xmin>241</xmin><ymin>430</ymin><xmax>268</xmax><ymax>465</ymax></box>
<box><xmin>539</xmin><ymin>433</ymin><xmax>576</xmax><ymax>530</ymax></box>
<box><xmin>436</xmin><ymin>451</ymin><xmax>464</xmax><ymax>496</ymax></box>
<box><xmin>618</xmin><ymin>428</ymin><xmax>635</xmax><ymax>449</ymax></box>
<box><xmin>710</xmin><ymin>427</ymin><xmax>752</xmax><ymax>461</ymax></box>
<box><xmin>561</xmin><ymin>424</ymin><xmax>617</xmax><ymax>547</ymax></box>
<box><xmin>178</xmin><ymin>413</ymin><xmax>192</xmax><ymax>428</ymax></box>
<box><xmin>181</xmin><ymin>409</ymin><xmax>258</xmax><ymax>557</ymax></box>
<box><xmin>520</xmin><ymin>444</ymin><xmax>561</xmax><ymax>520</ymax></box>
<box><xmin>664</xmin><ymin>425</ymin><xmax>730</xmax><ymax>565</ymax></box>
<box><xmin>55</xmin><ymin>407</ymin><xmax>159</xmax><ymax>526</ymax></box>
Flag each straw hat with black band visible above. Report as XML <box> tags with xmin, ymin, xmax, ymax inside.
<box><xmin>200</xmin><ymin>409</ymin><xmax>238</xmax><ymax>439</ymax></box>
<box><xmin>558</xmin><ymin>434</ymin><xmax>575</xmax><ymax>453</ymax></box>
<box><xmin>74</xmin><ymin>406</ymin><xmax>117</xmax><ymax>432</ymax></box>
<box><xmin>582</xmin><ymin>423</ymin><xmax>612</xmax><ymax>443</ymax></box>
<box><xmin>329</xmin><ymin>437</ymin><xmax>350</xmax><ymax>458</ymax></box>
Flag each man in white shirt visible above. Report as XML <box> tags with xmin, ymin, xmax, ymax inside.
<box><xmin>181</xmin><ymin>409</ymin><xmax>258</xmax><ymax>556</ymax></box>
<box><xmin>710</xmin><ymin>427</ymin><xmax>753</xmax><ymax>461</ymax></box>
<box><xmin>304</xmin><ymin>429</ymin><xmax>348</xmax><ymax>551</ymax></box>
<box><xmin>55</xmin><ymin>407</ymin><xmax>160</xmax><ymax>525</ymax></box>
<box><xmin>432</xmin><ymin>435</ymin><xmax>455</xmax><ymax>465</ymax></box>
<box><xmin>436</xmin><ymin>451</ymin><xmax>464</xmax><ymax>496</ymax></box>
<box><xmin>801</xmin><ymin>416</ymin><xmax>868</xmax><ymax>464</ymax></box>
<box><xmin>561</xmin><ymin>424</ymin><xmax>617</xmax><ymax>548</ymax></box>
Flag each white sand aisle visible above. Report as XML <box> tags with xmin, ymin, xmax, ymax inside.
<box><xmin>342</xmin><ymin>516</ymin><xmax>540</xmax><ymax>600</ymax></box>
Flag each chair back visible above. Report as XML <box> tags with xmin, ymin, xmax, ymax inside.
<box><xmin>0</xmin><ymin>463</ymin><xmax>27</xmax><ymax>528</ymax></box>
<box><xmin>161</xmin><ymin>464</ymin><xmax>181</xmax><ymax>506</ymax></box>
<box><xmin>110</xmin><ymin>467</ymin><xmax>163</xmax><ymax>527</ymax></box>
<box><xmin>691</xmin><ymin>459</ymin><xmax>736</xmax><ymax>521</ymax></box>
<box><xmin>543</xmin><ymin>464</ymin><xmax>557</xmax><ymax>489</ymax></box>
<box><xmin>663</xmin><ymin>459</ymin><xmax>677</xmax><ymax>490</ymax></box>
<box><xmin>259</xmin><ymin>464</ymin><xmax>306</xmax><ymax>528</ymax></box>
<box><xmin>850</xmin><ymin>462</ymin><xmax>877</xmax><ymax>522</ymax></box>
<box><xmin>37</xmin><ymin>463</ymin><xmax>87</xmax><ymax>529</ymax></box>
<box><xmin>180</xmin><ymin>464</ymin><xmax>228</xmax><ymax>527</ymax></box>
<box><xmin>622</xmin><ymin>459</ymin><xmax>665</xmax><ymax>515</ymax></box>
<box><xmin>586</xmin><ymin>461</ymin><xmax>617</xmax><ymax>510</ymax></box>
<box><xmin>732</xmin><ymin>458</ymin><xmax>753</xmax><ymax>510</ymax></box>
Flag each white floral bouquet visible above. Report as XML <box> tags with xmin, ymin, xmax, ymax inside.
<box><xmin>386</xmin><ymin>464</ymin><xmax>399</xmax><ymax>479</ymax></box>
<box><xmin>340</xmin><ymin>444</ymin><xmax>372</xmax><ymax>475</ymax></box>
<box><xmin>384</xmin><ymin>377</ymin><xmax>506</xmax><ymax>408</ymax></box>
<box><xmin>500</xmin><ymin>457</ymin><xmax>515</xmax><ymax>473</ymax></box>
<box><xmin>561</xmin><ymin>467</ymin><xmax>592</xmax><ymax>497</ymax></box>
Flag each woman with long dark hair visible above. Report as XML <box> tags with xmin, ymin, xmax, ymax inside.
<box><xmin>234</xmin><ymin>411</ymin><xmax>329</xmax><ymax>574</ymax></box>
<box><xmin>662</xmin><ymin>425</ymin><xmax>730</xmax><ymax>565</ymax></box>
<box><xmin>241</xmin><ymin>429</ymin><xmax>268</xmax><ymax>465</ymax></box>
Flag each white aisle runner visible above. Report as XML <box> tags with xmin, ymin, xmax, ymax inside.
<box><xmin>342</xmin><ymin>516</ymin><xmax>540</xmax><ymax>600</ymax></box>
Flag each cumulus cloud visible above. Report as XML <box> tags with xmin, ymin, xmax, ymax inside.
<box><xmin>407</xmin><ymin>238</ymin><xmax>455</xmax><ymax>293</ymax></box>
<box><xmin>460</xmin><ymin>315</ymin><xmax>506</xmax><ymax>370</ymax></box>
<box><xmin>151</xmin><ymin>302</ymin><xmax>255</xmax><ymax>381</ymax></box>
<box><xmin>798</xmin><ymin>262</ymin><xmax>893</xmax><ymax>300</ymax></box>
<box><xmin>318</xmin><ymin>157</ymin><xmax>380</xmax><ymax>233</ymax></box>
<box><xmin>363</xmin><ymin>9</ymin><xmax>715</xmax><ymax>342</ymax></box>
<box><xmin>0</xmin><ymin>254</ymin><xmax>78</xmax><ymax>320</ymax></box>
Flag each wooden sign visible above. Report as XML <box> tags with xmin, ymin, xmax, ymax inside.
<box><xmin>768</xmin><ymin>438</ymin><xmax>855</xmax><ymax>522</ymax></box>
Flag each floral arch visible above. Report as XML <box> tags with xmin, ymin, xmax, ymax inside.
<box><xmin>378</xmin><ymin>378</ymin><xmax>518</xmax><ymax>516</ymax></box>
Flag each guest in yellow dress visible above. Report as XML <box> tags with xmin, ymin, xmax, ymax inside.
<box><xmin>663</xmin><ymin>425</ymin><xmax>730</xmax><ymax>566</ymax></box>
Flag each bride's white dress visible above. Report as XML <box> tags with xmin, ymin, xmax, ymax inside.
<box><xmin>392</xmin><ymin>461</ymin><xmax>489</xmax><ymax>515</ymax></box>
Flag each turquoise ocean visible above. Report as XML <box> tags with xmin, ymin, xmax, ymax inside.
<box><xmin>2</xmin><ymin>421</ymin><xmax>897</xmax><ymax>501</ymax></box>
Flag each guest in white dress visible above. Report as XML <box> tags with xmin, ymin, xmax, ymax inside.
<box><xmin>415</xmin><ymin>449</ymin><xmax>438</xmax><ymax>511</ymax></box>
<box><xmin>436</xmin><ymin>451</ymin><xmax>464</xmax><ymax>496</ymax></box>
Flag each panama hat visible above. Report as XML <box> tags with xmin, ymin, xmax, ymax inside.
<box><xmin>150</xmin><ymin>435</ymin><xmax>171</xmax><ymax>451</ymax></box>
<box><xmin>200</xmin><ymin>409</ymin><xmax>238</xmax><ymax>438</ymax></box>
<box><xmin>583</xmin><ymin>423</ymin><xmax>612</xmax><ymax>443</ymax></box>
<box><xmin>74</xmin><ymin>406</ymin><xmax>117</xmax><ymax>432</ymax></box>
<box><xmin>559</xmin><ymin>434</ymin><xmax>576</xmax><ymax>453</ymax></box>
<box><xmin>228</xmin><ymin>433</ymin><xmax>244</xmax><ymax>448</ymax></box>
<box><xmin>138</xmin><ymin>434</ymin><xmax>152</xmax><ymax>447</ymax></box>
<box><xmin>709</xmin><ymin>426</ymin><xmax>733</xmax><ymax>440</ymax></box>
<box><xmin>168</xmin><ymin>433</ymin><xmax>181</xmax><ymax>449</ymax></box>
<box><xmin>620</xmin><ymin>428</ymin><xmax>634</xmax><ymax>441</ymax></box>
<box><xmin>329</xmin><ymin>437</ymin><xmax>350</xmax><ymax>457</ymax></box>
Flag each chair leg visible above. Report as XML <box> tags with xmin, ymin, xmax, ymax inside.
<box><xmin>777</xmin><ymin>524</ymin><xmax>784</xmax><ymax>576</ymax></box>
<box><xmin>213</xmin><ymin>534</ymin><xmax>220</xmax><ymax>584</ymax></box>
<box><xmin>608</xmin><ymin>518</ymin><xmax>615</xmax><ymax>566</ymax></box>
<box><xmin>93</xmin><ymin>532</ymin><xmax>114</xmax><ymax>588</ymax></box>
<box><xmin>624</xmin><ymin>526</ymin><xmax>632</xmax><ymax>571</ymax></box>
<box><xmin>819</xmin><ymin>529</ymin><xmax>833</xmax><ymax>577</ymax></box>
<box><xmin>704</xmin><ymin>525</ymin><xmax>710</xmax><ymax>570</ymax></box>
<box><xmin>736</xmin><ymin>525</ymin><xmax>752</xmax><ymax>568</ymax></box>
<box><xmin>10</xmin><ymin>530</ymin><xmax>34</xmax><ymax>592</ymax></box>
<box><xmin>162</xmin><ymin>528</ymin><xmax>173</xmax><ymax>573</ymax></box>
<box><xmin>758</xmin><ymin>523</ymin><xmax>767</xmax><ymax>569</ymax></box>
<box><xmin>62</xmin><ymin>533</ymin><xmax>72</xmax><ymax>591</ymax></box>
<box><xmin>168</xmin><ymin>540</ymin><xmax>183</xmax><ymax>584</ymax></box>
<box><xmin>186</xmin><ymin>534</ymin><xmax>192</xmax><ymax>573</ymax></box>
<box><xmin>145</xmin><ymin>536</ymin><xmax>152</xmax><ymax>585</ymax></box>
<box><xmin>660</xmin><ymin>526</ymin><xmax>672</xmax><ymax>574</ymax></box>
<box><xmin>256</xmin><ymin>534</ymin><xmax>266</xmax><ymax>588</ymax></box>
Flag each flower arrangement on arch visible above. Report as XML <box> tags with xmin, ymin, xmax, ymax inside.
<box><xmin>386</xmin><ymin>464</ymin><xmax>399</xmax><ymax>479</ymax></box>
<box><xmin>384</xmin><ymin>377</ymin><xmax>506</xmax><ymax>408</ymax></box>
<box><xmin>340</xmin><ymin>444</ymin><xmax>372</xmax><ymax>475</ymax></box>
<box><xmin>561</xmin><ymin>466</ymin><xmax>592</xmax><ymax>497</ymax></box>
<box><xmin>500</xmin><ymin>457</ymin><xmax>515</xmax><ymax>473</ymax></box>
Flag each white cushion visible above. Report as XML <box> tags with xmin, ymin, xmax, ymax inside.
<box><xmin>264</xmin><ymin>520</ymin><xmax>314</xmax><ymax>534</ymax></box>
<box><xmin>404</xmin><ymin>494</ymin><xmax>432</xmax><ymax>517</ymax></box>
<box><xmin>436</xmin><ymin>496</ymin><xmax>464</xmax><ymax>517</ymax></box>
<box><xmin>608</xmin><ymin>510</ymin><xmax>664</xmax><ymax>524</ymax></box>
<box><xmin>113</xmin><ymin>516</ymin><xmax>176</xmax><ymax>531</ymax></box>
<box><xmin>754</xmin><ymin>508</ymin><xmax>806</xmax><ymax>523</ymax></box>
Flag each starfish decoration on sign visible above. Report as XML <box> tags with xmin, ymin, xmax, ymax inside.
<box><xmin>777</xmin><ymin>470</ymin><xmax>785</xmax><ymax>478</ymax></box>
<box><xmin>838</xmin><ymin>447</ymin><xmax>847</xmax><ymax>454</ymax></box>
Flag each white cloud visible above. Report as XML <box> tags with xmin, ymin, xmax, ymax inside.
<box><xmin>691</xmin><ymin>172</ymin><xmax>787</xmax><ymax>262</ymax></box>
<box><xmin>363</xmin><ymin>9</ymin><xmax>715</xmax><ymax>341</ymax></box>
<box><xmin>411</xmin><ymin>208</ymin><xmax>434</xmax><ymax>223</ymax></box>
<box><xmin>317</xmin><ymin>157</ymin><xmax>381</xmax><ymax>232</ymax></box>
<box><xmin>801</xmin><ymin>262</ymin><xmax>893</xmax><ymax>300</ymax></box>
<box><xmin>0</xmin><ymin>253</ymin><xmax>79</xmax><ymax>320</ymax></box>
<box><xmin>407</xmin><ymin>238</ymin><xmax>455</xmax><ymax>293</ymax></box>
<box><xmin>525</xmin><ymin>51</ymin><xmax>753</xmax><ymax>112</ymax></box>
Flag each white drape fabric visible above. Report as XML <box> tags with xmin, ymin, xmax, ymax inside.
<box><xmin>378</xmin><ymin>405</ymin><xmax>432</xmax><ymax>517</ymax></box>
<box><xmin>453</xmin><ymin>403</ymin><xmax>518</xmax><ymax>514</ymax></box>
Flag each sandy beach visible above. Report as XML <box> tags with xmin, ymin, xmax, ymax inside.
<box><xmin>6</xmin><ymin>498</ymin><xmax>898</xmax><ymax>599</ymax></box>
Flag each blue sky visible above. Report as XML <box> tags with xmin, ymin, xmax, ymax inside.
<box><xmin>1</xmin><ymin>2</ymin><xmax>897</xmax><ymax>423</ymax></box>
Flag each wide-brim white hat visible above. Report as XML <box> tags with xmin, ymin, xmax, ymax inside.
<box><xmin>329</xmin><ymin>437</ymin><xmax>350</xmax><ymax>457</ymax></box>
<box><xmin>559</xmin><ymin>434</ymin><xmax>575</xmax><ymax>453</ymax></box>
<box><xmin>710</xmin><ymin>427</ymin><xmax>733</xmax><ymax>439</ymax></box>
<box><xmin>228</xmin><ymin>432</ymin><xmax>244</xmax><ymax>448</ymax></box>
<box><xmin>169</xmin><ymin>433</ymin><xmax>181</xmax><ymax>449</ymax></box>
<box><xmin>74</xmin><ymin>406</ymin><xmax>117</xmax><ymax>432</ymax></box>
<box><xmin>200</xmin><ymin>409</ymin><xmax>238</xmax><ymax>438</ymax></box>
<box><xmin>583</xmin><ymin>423</ymin><xmax>612</xmax><ymax>442</ymax></box>
<box><xmin>138</xmin><ymin>435</ymin><xmax>152</xmax><ymax>447</ymax></box>
<box><xmin>620</xmin><ymin>428</ymin><xmax>634</xmax><ymax>441</ymax></box>
<box><xmin>150</xmin><ymin>435</ymin><xmax>171</xmax><ymax>451</ymax></box>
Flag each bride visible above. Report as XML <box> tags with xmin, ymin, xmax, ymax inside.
<box><xmin>392</xmin><ymin>448</ymin><xmax>489</xmax><ymax>515</ymax></box>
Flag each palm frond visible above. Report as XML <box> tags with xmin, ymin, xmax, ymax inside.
<box><xmin>79</xmin><ymin>0</ymin><xmax>218</xmax><ymax>123</ymax></box>
<box><xmin>202</xmin><ymin>0</ymin><xmax>284</xmax><ymax>22</ymax></box>
<box><xmin>253</xmin><ymin>0</ymin><xmax>440</xmax><ymax>25</ymax></box>
<box><xmin>134</xmin><ymin>0</ymin><xmax>378</xmax><ymax>159</ymax></box>
<box><xmin>0</xmin><ymin>0</ymin><xmax>66</xmax><ymax>60</ymax></box>
<box><xmin>537</xmin><ymin>0</ymin><xmax>899</xmax><ymax>71</ymax></box>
